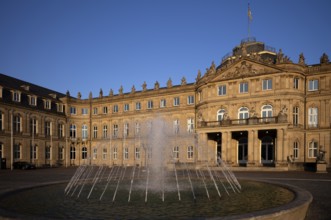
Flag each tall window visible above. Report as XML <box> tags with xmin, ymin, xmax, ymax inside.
<box><xmin>308</xmin><ymin>79</ymin><xmax>319</xmax><ymax>91</ymax></box>
<box><xmin>124</xmin><ymin>123</ymin><xmax>129</xmax><ymax>137</ymax></box>
<box><xmin>58</xmin><ymin>123</ymin><xmax>64</xmax><ymax>138</ymax></box>
<box><xmin>217</xmin><ymin>109</ymin><xmax>226</xmax><ymax>121</ymax></box>
<box><xmin>239</xmin><ymin>82</ymin><xmax>248</xmax><ymax>93</ymax></box>
<box><xmin>93</xmin><ymin>126</ymin><xmax>98</xmax><ymax>139</ymax></box>
<box><xmin>173</xmin><ymin>119</ymin><xmax>180</xmax><ymax>134</ymax></box>
<box><xmin>261</xmin><ymin>105</ymin><xmax>273</xmax><ymax>118</ymax></box>
<box><xmin>103</xmin><ymin>125</ymin><xmax>108</xmax><ymax>138</ymax></box>
<box><xmin>294</xmin><ymin>77</ymin><xmax>299</xmax><ymax>89</ymax></box>
<box><xmin>44</xmin><ymin>100</ymin><xmax>51</xmax><ymax>110</ymax></box>
<box><xmin>187</xmin><ymin>96</ymin><xmax>194</xmax><ymax>105</ymax></box>
<box><xmin>135</xmin><ymin>122</ymin><xmax>140</xmax><ymax>136</ymax></box>
<box><xmin>262</xmin><ymin>79</ymin><xmax>273</xmax><ymax>90</ymax></box>
<box><xmin>113</xmin><ymin>147</ymin><xmax>118</xmax><ymax>160</ymax></box>
<box><xmin>113</xmin><ymin>105</ymin><xmax>118</xmax><ymax>113</ymax></box>
<box><xmin>173</xmin><ymin>97</ymin><xmax>180</xmax><ymax>106</ymax></box>
<box><xmin>160</xmin><ymin>99</ymin><xmax>166</xmax><ymax>108</ymax></box>
<box><xmin>45</xmin><ymin>121</ymin><xmax>51</xmax><ymax>137</ymax></box>
<box><xmin>293</xmin><ymin>107</ymin><xmax>299</xmax><ymax>126</ymax></box>
<box><xmin>70</xmin><ymin>124</ymin><xmax>76</xmax><ymax>138</ymax></box>
<box><xmin>14</xmin><ymin>144</ymin><xmax>21</xmax><ymax>159</ymax></box>
<box><xmin>102</xmin><ymin>148</ymin><xmax>107</xmax><ymax>160</ymax></box>
<box><xmin>308</xmin><ymin>141</ymin><xmax>318</xmax><ymax>158</ymax></box>
<box><xmin>187</xmin><ymin>118</ymin><xmax>194</xmax><ymax>133</ymax></box>
<box><xmin>12</xmin><ymin>91</ymin><xmax>21</xmax><ymax>102</ymax></box>
<box><xmin>173</xmin><ymin>146</ymin><xmax>179</xmax><ymax>159</ymax></box>
<box><xmin>187</xmin><ymin>146</ymin><xmax>194</xmax><ymax>159</ymax></box>
<box><xmin>70</xmin><ymin>107</ymin><xmax>76</xmax><ymax>115</ymax></box>
<box><xmin>238</xmin><ymin>107</ymin><xmax>249</xmax><ymax>120</ymax></box>
<box><xmin>0</xmin><ymin>111</ymin><xmax>3</xmax><ymax>131</ymax></box>
<box><xmin>0</xmin><ymin>143</ymin><xmax>2</xmax><ymax>158</ymax></box>
<box><xmin>82</xmin><ymin>108</ymin><xmax>88</xmax><ymax>115</ymax></box>
<box><xmin>13</xmin><ymin>115</ymin><xmax>21</xmax><ymax>133</ymax></box>
<box><xmin>135</xmin><ymin>147</ymin><xmax>140</xmax><ymax>159</ymax></box>
<box><xmin>124</xmin><ymin>104</ymin><xmax>130</xmax><ymax>112</ymax></box>
<box><xmin>93</xmin><ymin>107</ymin><xmax>98</xmax><ymax>115</ymax></box>
<box><xmin>29</xmin><ymin>96</ymin><xmax>37</xmax><ymax>106</ymax></box>
<box><xmin>82</xmin><ymin>125</ymin><xmax>88</xmax><ymax>140</ymax></box>
<box><xmin>57</xmin><ymin>103</ymin><xmax>63</xmax><ymax>113</ymax></box>
<box><xmin>147</xmin><ymin>100</ymin><xmax>153</xmax><ymax>109</ymax></box>
<box><xmin>218</xmin><ymin>85</ymin><xmax>226</xmax><ymax>96</ymax></box>
<box><xmin>103</xmin><ymin>106</ymin><xmax>108</xmax><ymax>114</ymax></box>
<box><xmin>113</xmin><ymin>124</ymin><xmax>118</xmax><ymax>138</ymax></box>
<box><xmin>58</xmin><ymin>147</ymin><xmax>64</xmax><ymax>160</ymax></box>
<box><xmin>308</xmin><ymin>107</ymin><xmax>318</xmax><ymax>128</ymax></box>
<box><xmin>31</xmin><ymin>145</ymin><xmax>38</xmax><ymax>160</ymax></box>
<box><xmin>82</xmin><ymin>147</ymin><xmax>87</xmax><ymax>159</ymax></box>
<box><xmin>124</xmin><ymin>148</ymin><xmax>129</xmax><ymax>160</ymax></box>
<box><xmin>45</xmin><ymin>146</ymin><xmax>51</xmax><ymax>160</ymax></box>
<box><xmin>30</xmin><ymin>118</ymin><xmax>37</xmax><ymax>135</ymax></box>
<box><xmin>70</xmin><ymin>146</ymin><xmax>76</xmax><ymax>159</ymax></box>
<box><xmin>293</xmin><ymin>142</ymin><xmax>299</xmax><ymax>159</ymax></box>
<box><xmin>136</xmin><ymin>102</ymin><xmax>141</xmax><ymax>110</ymax></box>
<box><xmin>93</xmin><ymin>148</ymin><xmax>97</xmax><ymax>160</ymax></box>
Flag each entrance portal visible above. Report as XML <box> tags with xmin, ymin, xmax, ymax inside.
<box><xmin>259</xmin><ymin>130</ymin><xmax>276</xmax><ymax>166</ymax></box>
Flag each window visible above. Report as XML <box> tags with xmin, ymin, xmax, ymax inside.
<box><xmin>45</xmin><ymin>146</ymin><xmax>51</xmax><ymax>160</ymax></box>
<box><xmin>293</xmin><ymin>142</ymin><xmax>299</xmax><ymax>159</ymax></box>
<box><xmin>70</xmin><ymin>124</ymin><xmax>77</xmax><ymax>138</ymax></box>
<box><xmin>293</xmin><ymin>107</ymin><xmax>299</xmax><ymax>126</ymax></box>
<box><xmin>173</xmin><ymin>97</ymin><xmax>180</xmax><ymax>106</ymax></box>
<box><xmin>113</xmin><ymin>147</ymin><xmax>118</xmax><ymax>160</ymax></box>
<box><xmin>31</xmin><ymin>145</ymin><xmax>38</xmax><ymax>160</ymax></box>
<box><xmin>29</xmin><ymin>96</ymin><xmax>37</xmax><ymax>106</ymax></box>
<box><xmin>82</xmin><ymin>147</ymin><xmax>87</xmax><ymax>159</ymax></box>
<box><xmin>103</xmin><ymin>125</ymin><xmax>108</xmax><ymax>138</ymax></box>
<box><xmin>135</xmin><ymin>122</ymin><xmax>140</xmax><ymax>136</ymax></box>
<box><xmin>308</xmin><ymin>79</ymin><xmax>318</xmax><ymax>91</ymax></box>
<box><xmin>160</xmin><ymin>99</ymin><xmax>166</xmax><ymax>108</ymax></box>
<box><xmin>70</xmin><ymin>146</ymin><xmax>76</xmax><ymax>159</ymax></box>
<box><xmin>262</xmin><ymin>79</ymin><xmax>272</xmax><ymax>90</ymax></box>
<box><xmin>308</xmin><ymin>141</ymin><xmax>318</xmax><ymax>158</ymax></box>
<box><xmin>45</xmin><ymin>121</ymin><xmax>51</xmax><ymax>136</ymax></box>
<box><xmin>58</xmin><ymin>123</ymin><xmax>64</xmax><ymax>138</ymax></box>
<box><xmin>82</xmin><ymin>108</ymin><xmax>88</xmax><ymax>115</ymax></box>
<box><xmin>13</xmin><ymin>115</ymin><xmax>21</xmax><ymax>133</ymax></box>
<box><xmin>294</xmin><ymin>77</ymin><xmax>299</xmax><ymax>89</ymax></box>
<box><xmin>93</xmin><ymin>148</ymin><xmax>97</xmax><ymax>160</ymax></box>
<box><xmin>14</xmin><ymin>144</ymin><xmax>21</xmax><ymax>159</ymax></box>
<box><xmin>57</xmin><ymin>103</ymin><xmax>63</xmax><ymax>112</ymax></box>
<box><xmin>187</xmin><ymin>118</ymin><xmax>194</xmax><ymax>133</ymax></box>
<box><xmin>308</xmin><ymin>107</ymin><xmax>318</xmax><ymax>128</ymax></box>
<box><xmin>70</xmin><ymin>107</ymin><xmax>76</xmax><ymax>115</ymax></box>
<box><xmin>218</xmin><ymin>85</ymin><xmax>227</xmax><ymax>96</ymax></box>
<box><xmin>187</xmin><ymin>95</ymin><xmax>194</xmax><ymax>105</ymax></box>
<box><xmin>30</xmin><ymin>118</ymin><xmax>37</xmax><ymax>135</ymax></box>
<box><xmin>0</xmin><ymin>111</ymin><xmax>3</xmax><ymax>131</ymax></box>
<box><xmin>217</xmin><ymin>109</ymin><xmax>226</xmax><ymax>121</ymax></box>
<box><xmin>136</xmin><ymin>102</ymin><xmax>141</xmax><ymax>110</ymax></box>
<box><xmin>187</xmin><ymin>146</ymin><xmax>194</xmax><ymax>159</ymax></box>
<box><xmin>102</xmin><ymin>148</ymin><xmax>107</xmax><ymax>160</ymax></box>
<box><xmin>113</xmin><ymin>124</ymin><xmax>118</xmax><ymax>138</ymax></box>
<box><xmin>124</xmin><ymin>147</ymin><xmax>129</xmax><ymax>160</ymax></box>
<box><xmin>173</xmin><ymin>146</ymin><xmax>179</xmax><ymax>159</ymax></box>
<box><xmin>82</xmin><ymin>125</ymin><xmax>88</xmax><ymax>140</ymax></box>
<box><xmin>135</xmin><ymin>147</ymin><xmax>140</xmax><ymax>159</ymax></box>
<box><xmin>58</xmin><ymin>147</ymin><xmax>64</xmax><ymax>160</ymax></box>
<box><xmin>147</xmin><ymin>100</ymin><xmax>153</xmax><ymax>109</ymax></box>
<box><xmin>113</xmin><ymin>105</ymin><xmax>118</xmax><ymax>113</ymax></box>
<box><xmin>239</xmin><ymin>82</ymin><xmax>248</xmax><ymax>93</ymax></box>
<box><xmin>12</xmin><ymin>91</ymin><xmax>21</xmax><ymax>102</ymax></box>
<box><xmin>0</xmin><ymin>143</ymin><xmax>2</xmax><ymax>159</ymax></box>
<box><xmin>93</xmin><ymin>107</ymin><xmax>98</xmax><ymax>115</ymax></box>
<box><xmin>173</xmin><ymin>119</ymin><xmax>180</xmax><ymax>134</ymax></box>
<box><xmin>124</xmin><ymin>123</ymin><xmax>129</xmax><ymax>137</ymax></box>
<box><xmin>124</xmin><ymin>104</ymin><xmax>130</xmax><ymax>112</ymax></box>
<box><xmin>238</xmin><ymin>107</ymin><xmax>249</xmax><ymax>120</ymax></box>
<box><xmin>45</xmin><ymin>100</ymin><xmax>51</xmax><ymax>110</ymax></box>
<box><xmin>261</xmin><ymin>105</ymin><xmax>273</xmax><ymax>118</ymax></box>
<box><xmin>103</xmin><ymin>106</ymin><xmax>108</xmax><ymax>114</ymax></box>
<box><xmin>93</xmin><ymin>126</ymin><xmax>98</xmax><ymax>139</ymax></box>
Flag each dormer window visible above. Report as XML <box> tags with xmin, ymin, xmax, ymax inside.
<box><xmin>21</xmin><ymin>85</ymin><xmax>30</xmax><ymax>91</ymax></box>
<box><xmin>12</xmin><ymin>90</ymin><xmax>21</xmax><ymax>102</ymax></box>
<box><xmin>57</xmin><ymin>103</ymin><xmax>64</xmax><ymax>112</ymax></box>
<box><xmin>44</xmin><ymin>99</ymin><xmax>51</xmax><ymax>110</ymax></box>
<box><xmin>29</xmin><ymin>95</ymin><xmax>37</xmax><ymax>106</ymax></box>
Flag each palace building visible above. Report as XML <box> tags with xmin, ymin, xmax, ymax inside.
<box><xmin>0</xmin><ymin>38</ymin><xmax>330</xmax><ymax>170</ymax></box>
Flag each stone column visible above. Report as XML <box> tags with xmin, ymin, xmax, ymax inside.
<box><xmin>221</xmin><ymin>131</ymin><xmax>228</xmax><ymax>162</ymax></box>
<box><xmin>247</xmin><ymin>130</ymin><xmax>255</xmax><ymax>166</ymax></box>
<box><xmin>276</xmin><ymin>128</ymin><xmax>287</xmax><ymax>167</ymax></box>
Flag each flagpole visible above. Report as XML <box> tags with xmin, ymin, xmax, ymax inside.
<box><xmin>247</xmin><ymin>2</ymin><xmax>252</xmax><ymax>38</ymax></box>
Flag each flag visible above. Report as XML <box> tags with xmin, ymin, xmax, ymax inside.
<box><xmin>248</xmin><ymin>3</ymin><xmax>252</xmax><ymax>21</ymax></box>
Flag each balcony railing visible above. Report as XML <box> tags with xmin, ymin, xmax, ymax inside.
<box><xmin>198</xmin><ymin>117</ymin><xmax>283</xmax><ymax>128</ymax></box>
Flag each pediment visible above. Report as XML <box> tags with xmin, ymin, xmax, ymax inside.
<box><xmin>211</xmin><ymin>59</ymin><xmax>283</xmax><ymax>82</ymax></box>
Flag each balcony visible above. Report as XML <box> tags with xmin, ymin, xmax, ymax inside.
<box><xmin>198</xmin><ymin>116</ymin><xmax>285</xmax><ymax>129</ymax></box>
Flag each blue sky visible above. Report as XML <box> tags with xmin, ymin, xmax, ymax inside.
<box><xmin>1</xmin><ymin>0</ymin><xmax>330</xmax><ymax>98</ymax></box>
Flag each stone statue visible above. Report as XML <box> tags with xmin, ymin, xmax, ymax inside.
<box><xmin>196</xmin><ymin>70</ymin><xmax>201</xmax><ymax>82</ymax></box>
<box><xmin>77</xmin><ymin>92</ymin><xmax>81</xmax><ymax>99</ymax></box>
<box><xmin>181</xmin><ymin>77</ymin><xmax>187</xmax><ymax>85</ymax></box>
<box><xmin>320</xmin><ymin>53</ymin><xmax>329</xmax><ymax>64</ymax></box>
<box><xmin>278</xmin><ymin>105</ymin><xmax>288</xmax><ymax>122</ymax></box>
<box><xmin>99</xmin><ymin>89</ymin><xmax>103</xmax><ymax>98</ymax></box>
<box><xmin>276</xmin><ymin>49</ymin><xmax>284</xmax><ymax>64</ymax></box>
<box><xmin>142</xmin><ymin>81</ymin><xmax>147</xmax><ymax>91</ymax></box>
<box><xmin>298</xmin><ymin>53</ymin><xmax>305</xmax><ymax>65</ymax></box>
<box><xmin>154</xmin><ymin>81</ymin><xmax>159</xmax><ymax>90</ymax></box>
<box><xmin>66</xmin><ymin>90</ymin><xmax>70</xmax><ymax>97</ymax></box>
<box><xmin>131</xmin><ymin>85</ymin><xmax>136</xmax><ymax>93</ymax></box>
<box><xmin>119</xmin><ymin>85</ymin><xmax>123</xmax><ymax>95</ymax></box>
<box><xmin>89</xmin><ymin>92</ymin><xmax>92</xmax><ymax>99</ymax></box>
<box><xmin>167</xmin><ymin>78</ymin><xmax>172</xmax><ymax>88</ymax></box>
<box><xmin>109</xmin><ymin>89</ymin><xmax>113</xmax><ymax>96</ymax></box>
<box><xmin>317</xmin><ymin>147</ymin><xmax>326</xmax><ymax>162</ymax></box>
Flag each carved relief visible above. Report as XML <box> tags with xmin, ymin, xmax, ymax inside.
<box><xmin>220</xmin><ymin>61</ymin><xmax>258</xmax><ymax>79</ymax></box>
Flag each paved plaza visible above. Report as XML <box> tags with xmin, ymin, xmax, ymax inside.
<box><xmin>0</xmin><ymin>167</ymin><xmax>330</xmax><ymax>219</ymax></box>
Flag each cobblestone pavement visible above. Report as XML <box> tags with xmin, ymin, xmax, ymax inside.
<box><xmin>0</xmin><ymin>167</ymin><xmax>330</xmax><ymax>220</ymax></box>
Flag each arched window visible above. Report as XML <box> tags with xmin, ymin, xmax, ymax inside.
<box><xmin>217</xmin><ymin>109</ymin><xmax>226</xmax><ymax>121</ymax></box>
<box><xmin>82</xmin><ymin>124</ymin><xmax>88</xmax><ymax>140</ymax></box>
<box><xmin>261</xmin><ymin>105</ymin><xmax>273</xmax><ymax>118</ymax></box>
<box><xmin>82</xmin><ymin>146</ymin><xmax>87</xmax><ymax>159</ymax></box>
<box><xmin>238</xmin><ymin>107</ymin><xmax>249</xmax><ymax>124</ymax></box>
